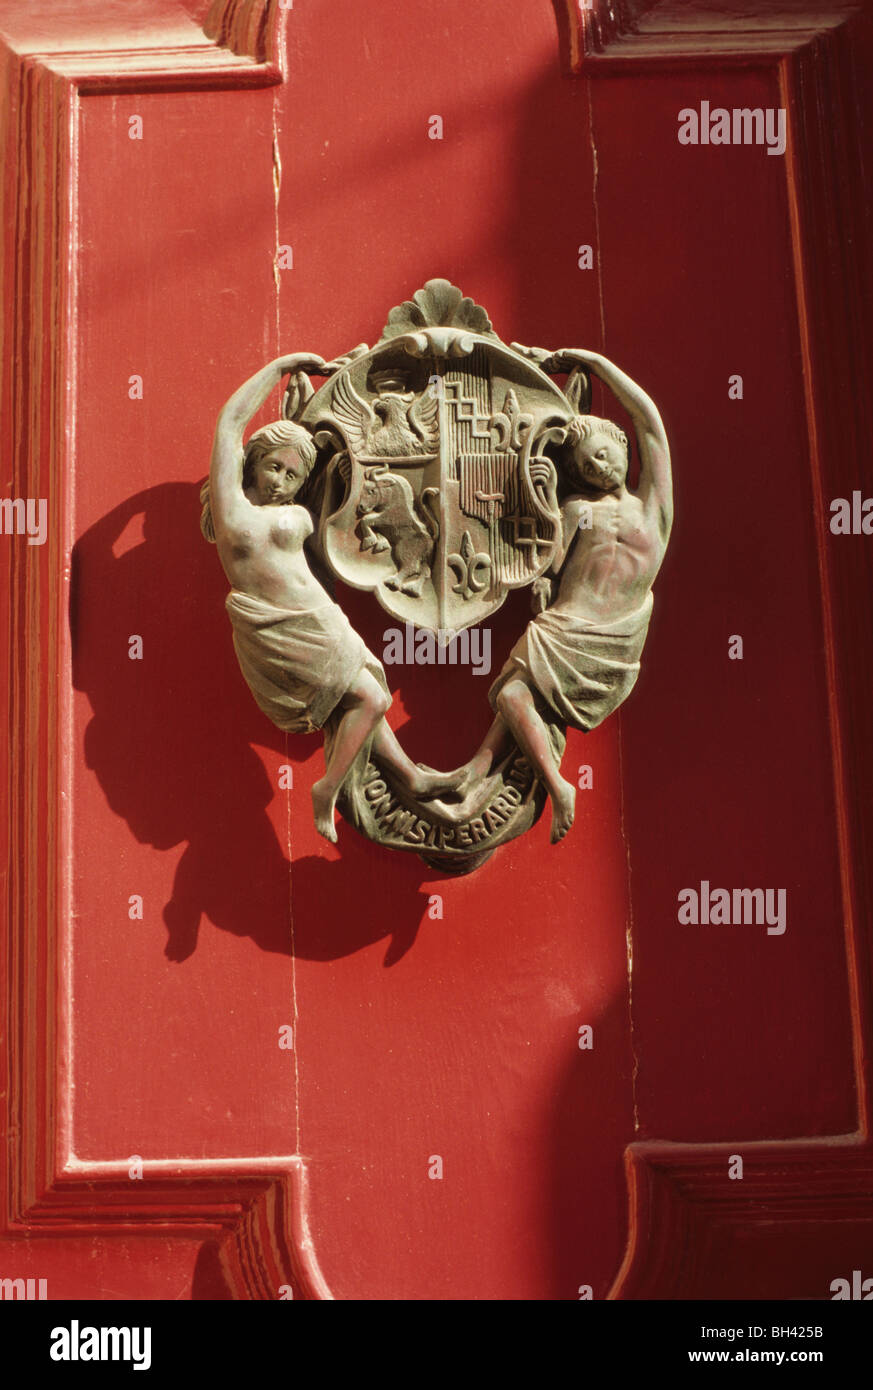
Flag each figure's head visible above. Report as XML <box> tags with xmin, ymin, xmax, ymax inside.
<box><xmin>566</xmin><ymin>415</ymin><xmax>628</xmax><ymax>492</ymax></box>
<box><xmin>243</xmin><ymin>420</ymin><xmax>317</xmax><ymax>505</ymax></box>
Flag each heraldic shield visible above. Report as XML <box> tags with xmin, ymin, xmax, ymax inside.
<box><xmin>298</xmin><ymin>281</ymin><xmax>586</xmax><ymax>636</ymax></box>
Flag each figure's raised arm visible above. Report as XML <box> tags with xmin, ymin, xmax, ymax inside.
<box><xmin>545</xmin><ymin>349</ymin><xmax>672</xmax><ymax>539</ymax></box>
<box><xmin>209</xmin><ymin>353</ymin><xmax>326</xmax><ymax>532</ymax></box>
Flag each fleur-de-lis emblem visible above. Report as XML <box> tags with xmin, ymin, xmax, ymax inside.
<box><xmin>447</xmin><ymin>530</ymin><xmax>492</xmax><ymax>600</ymax></box>
<box><xmin>489</xmin><ymin>389</ymin><xmax>533</xmax><ymax>451</ymax></box>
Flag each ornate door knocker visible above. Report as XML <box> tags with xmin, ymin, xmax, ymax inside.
<box><xmin>202</xmin><ymin>280</ymin><xmax>672</xmax><ymax>873</ymax></box>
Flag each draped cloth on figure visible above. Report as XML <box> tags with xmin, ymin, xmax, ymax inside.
<box><xmin>488</xmin><ymin>592</ymin><xmax>654</xmax><ymax>732</ymax></box>
<box><xmin>226</xmin><ymin>590</ymin><xmax>388</xmax><ymax>735</ymax></box>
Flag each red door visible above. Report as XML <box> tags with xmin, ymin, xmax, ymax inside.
<box><xmin>2</xmin><ymin>0</ymin><xmax>872</xmax><ymax>1301</ymax></box>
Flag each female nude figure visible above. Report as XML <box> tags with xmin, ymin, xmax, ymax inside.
<box><xmin>205</xmin><ymin>354</ymin><xmax>457</xmax><ymax>842</ymax></box>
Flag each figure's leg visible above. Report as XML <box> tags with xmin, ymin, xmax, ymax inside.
<box><xmin>452</xmin><ymin>713</ymin><xmax>513</xmax><ymax>795</ymax></box>
<box><xmin>421</xmin><ymin>714</ymin><xmax>515</xmax><ymax>823</ymax></box>
<box><xmin>358</xmin><ymin>518</ymin><xmax>389</xmax><ymax>553</ymax></box>
<box><xmin>371</xmin><ymin>720</ymin><xmax>465</xmax><ymax>798</ymax></box>
<box><xmin>410</xmin><ymin>713</ymin><xmax>513</xmax><ymax>823</ymax></box>
<box><xmin>495</xmin><ymin>678</ymin><xmax>576</xmax><ymax>843</ymax></box>
<box><xmin>311</xmin><ymin>670</ymin><xmax>390</xmax><ymax>843</ymax></box>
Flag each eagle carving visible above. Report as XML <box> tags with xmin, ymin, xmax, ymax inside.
<box><xmin>331</xmin><ymin>373</ymin><xmax>439</xmax><ymax>458</ymax></box>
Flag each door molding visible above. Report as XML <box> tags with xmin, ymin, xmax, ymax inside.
<box><xmin>560</xmin><ymin>0</ymin><xmax>862</xmax><ymax>68</ymax></box>
<box><xmin>612</xmin><ymin>1137</ymin><xmax>873</xmax><ymax>1297</ymax></box>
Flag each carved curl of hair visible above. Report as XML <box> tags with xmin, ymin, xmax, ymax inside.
<box><xmin>200</xmin><ymin>420</ymin><xmax>318</xmax><ymax>543</ymax></box>
<box><xmin>565</xmin><ymin>414</ymin><xmax>628</xmax><ymax>454</ymax></box>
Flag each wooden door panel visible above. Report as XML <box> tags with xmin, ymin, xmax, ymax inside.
<box><xmin>2</xmin><ymin>0</ymin><xmax>871</xmax><ymax>1301</ymax></box>
<box><xmin>591</xmin><ymin>62</ymin><xmax>855</xmax><ymax>1140</ymax></box>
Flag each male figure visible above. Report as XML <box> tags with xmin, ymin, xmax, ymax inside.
<box><xmin>451</xmin><ymin>349</ymin><xmax>672</xmax><ymax>843</ymax></box>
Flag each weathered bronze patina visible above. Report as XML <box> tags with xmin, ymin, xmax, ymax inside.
<box><xmin>203</xmin><ymin>280</ymin><xmax>672</xmax><ymax>871</ymax></box>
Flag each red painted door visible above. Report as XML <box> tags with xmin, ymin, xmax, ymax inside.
<box><xmin>2</xmin><ymin>0</ymin><xmax>872</xmax><ymax>1301</ymax></box>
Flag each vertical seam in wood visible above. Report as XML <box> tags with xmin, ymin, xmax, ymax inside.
<box><xmin>780</xmin><ymin>46</ymin><xmax>870</xmax><ymax>1138</ymax></box>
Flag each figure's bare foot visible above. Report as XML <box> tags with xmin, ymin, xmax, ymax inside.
<box><xmin>549</xmin><ymin>779</ymin><xmax>576</xmax><ymax>844</ymax></box>
<box><xmin>409</xmin><ymin>763</ymin><xmax>467</xmax><ymax>799</ymax></box>
<box><xmin>311</xmin><ymin>779</ymin><xmax>338</xmax><ymax>844</ymax></box>
<box><xmin>428</xmin><ymin>771</ymin><xmax>503</xmax><ymax>824</ymax></box>
<box><xmin>442</xmin><ymin>760</ymin><xmax>490</xmax><ymax>801</ymax></box>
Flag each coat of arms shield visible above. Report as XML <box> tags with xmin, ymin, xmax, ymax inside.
<box><xmin>298</xmin><ymin>281</ymin><xmax>587</xmax><ymax>635</ymax></box>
